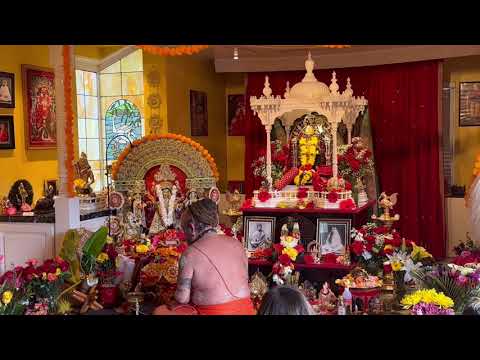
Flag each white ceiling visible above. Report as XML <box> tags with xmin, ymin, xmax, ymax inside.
<box><xmin>210</xmin><ymin>45</ymin><xmax>480</xmax><ymax>72</ymax></box>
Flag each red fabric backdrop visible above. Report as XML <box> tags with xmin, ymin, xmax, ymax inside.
<box><xmin>244</xmin><ymin>60</ymin><xmax>445</xmax><ymax>258</ymax></box>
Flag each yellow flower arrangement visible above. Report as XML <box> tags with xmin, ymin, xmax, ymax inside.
<box><xmin>136</xmin><ymin>244</ymin><xmax>150</xmax><ymax>254</ymax></box>
<box><xmin>401</xmin><ymin>289</ymin><xmax>454</xmax><ymax>309</ymax></box>
<box><xmin>2</xmin><ymin>290</ymin><xmax>13</xmax><ymax>305</ymax></box>
<box><xmin>282</xmin><ymin>247</ymin><xmax>299</xmax><ymax>261</ymax></box>
<box><xmin>96</xmin><ymin>252</ymin><xmax>109</xmax><ymax>263</ymax></box>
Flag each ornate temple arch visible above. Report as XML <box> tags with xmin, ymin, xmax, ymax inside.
<box><xmin>112</xmin><ymin>133</ymin><xmax>219</xmax><ymax>193</ymax></box>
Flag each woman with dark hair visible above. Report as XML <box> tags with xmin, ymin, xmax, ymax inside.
<box><xmin>257</xmin><ymin>285</ymin><xmax>314</xmax><ymax>315</ymax></box>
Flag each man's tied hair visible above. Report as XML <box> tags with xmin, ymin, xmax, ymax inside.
<box><xmin>187</xmin><ymin>198</ymin><xmax>219</xmax><ymax>228</ymax></box>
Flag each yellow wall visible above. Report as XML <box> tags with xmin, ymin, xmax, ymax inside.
<box><xmin>165</xmin><ymin>55</ymin><xmax>227</xmax><ymax>191</ymax></box>
<box><xmin>225</xmin><ymin>73</ymin><xmax>246</xmax><ymax>182</ymax></box>
<box><xmin>444</xmin><ymin>56</ymin><xmax>480</xmax><ymax>187</ymax></box>
<box><xmin>143</xmin><ymin>53</ymin><xmax>168</xmax><ymax>134</ymax></box>
<box><xmin>0</xmin><ymin>45</ymin><xmax>58</xmax><ymax>203</ymax></box>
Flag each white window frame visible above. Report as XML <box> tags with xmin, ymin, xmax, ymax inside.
<box><xmin>75</xmin><ymin>45</ymin><xmax>142</xmax><ymax>191</ymax></box>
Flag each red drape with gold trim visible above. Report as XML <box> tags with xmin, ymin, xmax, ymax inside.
<box><xmin>245</xmin><ymin>60</ymin><xmax>445</xmax><ymax>258</ymax></box>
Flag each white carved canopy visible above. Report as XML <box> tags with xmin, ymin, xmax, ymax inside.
<box><xmin>249</xmin><ymin>52</ymin><xmax>368</xmax><ymax>188</ymax></box>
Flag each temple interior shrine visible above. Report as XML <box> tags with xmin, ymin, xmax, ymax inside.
<box><xmin>0</xmin><ymin>44</ymin><xmax>480</xmax><ymax>316</ymax></box>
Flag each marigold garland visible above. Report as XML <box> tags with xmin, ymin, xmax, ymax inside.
<box><xmin>111</xmin><ymin>133</ymin><xmax>219</xmax><ymax>181</ymax></box>
<box><xmin>137</xmin><ymin>45</ymin><xmax>209</xmax><ymax>56</ymax></box>
<box><xmin>63</xmin><ymin>45</ymin><xmax>75</xmax><ymax>197</ymax></box>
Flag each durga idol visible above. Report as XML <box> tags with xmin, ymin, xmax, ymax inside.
<box><xmin>148</xmin><ymin>165</ymin><xmax>179</xmax><ymax>235</ymax></box>
<box><xmin>294</xmin><ymin>124</ymin><xmax>318</xmax><ymax>186</ymax></box>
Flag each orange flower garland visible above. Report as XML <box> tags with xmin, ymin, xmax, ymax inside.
<box><xmin>111</xmin><ymin>133</ymin><xmax>219</xmax><ymax>181</ymax></box>
<box><xmin>63</xmin><ymin>45</ymin><xmax>75</xmax><ymax>197</ymax></box>
<box><xmin>137</xmin><ymin>45</ymin><xmax>209</xmax><ymax>56</ymax></box>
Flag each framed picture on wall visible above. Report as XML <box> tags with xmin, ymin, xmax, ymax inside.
<box><xmin>22</xmin><ymin>64</ymin><xmax>57</xmax><ymax>149</ymax></box>
<box><xmin>316</xmin><ymin>218</ymin><xmax>351</xmax><ymax>255</ymax></box>
<box><xmin>44</xmin><ymin>179</ymin><xmax>58</xmax><ymax>196</ymax></box>
<box><xmin>0</xmin><ymin>116</ymin><xmax>15</xmax><ymax>149</ymax></box>
<box><xmin>0</xmin><ymin>72</ymin><xmax>15</xmax><ymax>108</ymax></box>
<box><xmin>227</xmin><ymin>94</ymin><xmax>245</xmax><ymax>136</ymax></box>
<box><xmin>244</xmin><ymin>216</ymin><xmax>275</xmax><ymax>252</ymax></box>
<box><xmin>459</xmin><ymin>82</ymin><xmax>480</xmax><ymax>126</ymax></box>
<box><xmin>190</xmin><ymin>90</ymin><xmax>208</xmax><ymax>136</ymax></box>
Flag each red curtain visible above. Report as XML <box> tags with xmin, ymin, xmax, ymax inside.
<box><xmin>244</xmin><ymin>60</ymin><xmax>445</xmax><ymax>258</ymax></box>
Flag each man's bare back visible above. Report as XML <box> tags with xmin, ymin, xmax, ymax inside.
<box><xmin>175</xmin><ymin>232</ymin><xmax>250</xmax><ymax>305</ymax></box>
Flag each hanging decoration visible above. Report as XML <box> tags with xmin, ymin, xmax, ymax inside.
<box><xmin>320</xmin><ymin>45</ymin><xmax>351</xmax><ymax>49</ymax></box>
<box><xmin>136</xmin><ymin>45</ymin><xmax>209</xmax><ymax>56</ymax></box>
<box><xmin>63</xmin><ymin>45</ymin><xmax>75</xmax><ymax>197</ymax></box>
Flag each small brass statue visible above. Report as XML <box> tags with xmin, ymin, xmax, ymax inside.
<box><xmin>371</xmin><ymin>192</ymin><xmax>400</xmax><ymax>228</ymax></box>
<box><xmin>74</xmin><ymin>152</ymin><xmax>95</xmax><ymax>196</ymax></box>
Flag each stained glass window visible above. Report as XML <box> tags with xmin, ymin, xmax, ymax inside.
<box><xmin>105</xmin><ymin>99</ymin><xmax>142</xmax><ymax>160</ymax></box>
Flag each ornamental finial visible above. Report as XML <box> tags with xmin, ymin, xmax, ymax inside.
<box><xmin>284</xmin><ymin>81</ymin><xmax>290</xmax><ymax>98</ymax></box>
<box><xmin>329</xmin><ymin>71</ymin><xmax>339</xmax><ymax>95</ymax></box>
<box><xmin>343</xmin><ymin>77</ymin><xmax>353</xmax><ymax>97</ymax></box>
<box><xmin>263</xmin><ymin>75</ymin><xmax>272</xmax><ymax>98</ymax></box>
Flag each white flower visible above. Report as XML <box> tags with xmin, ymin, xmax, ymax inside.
<box><xmin>448</xmin><ymin>263</ymin><xmax>475</xmax><ymax>276</ymax></box>
<box><xmin>403</xmin><ymin>258</ymin><xmax>423</xmax><ymax>282</ymax></box>
<box><xmin>273</xmin><ymin>274</ymin><xmax>284</xmax><ymax>285</ymax></box>
<box><xmin>362</xmin><ymin>251</ymin><xmax>372</xmax><ymax>260</ymax></box>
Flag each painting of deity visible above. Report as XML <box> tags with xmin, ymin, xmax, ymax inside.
<box><xmin>190</xmin><ymin>90</ymin><xmax>208</xmax><ymax>136</ymax></box>
<box><xmin>22</xmin><ymin>65</ymin><xmax>56</xmax><ymax>149</ymax></box>
<box><xmin>227</xmin><ymin>94</ymin><xmax>245</xmax><ymax>136</ymax></box>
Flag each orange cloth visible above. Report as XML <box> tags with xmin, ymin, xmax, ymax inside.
<box><xmin>195</xmin><ymin>298</ymin><xmax>256</xmax><ymax>315</ymax></box>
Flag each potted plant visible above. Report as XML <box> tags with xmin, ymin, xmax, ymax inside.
<box><xmin>96</xmin><ymin>243</ymin><xmax>122</xmax><ymax>308</ymax></box>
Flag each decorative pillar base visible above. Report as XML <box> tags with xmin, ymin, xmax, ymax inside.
<box><xmin>54</xmin><ymin>196</ymin><xmax>80</xmax><ymax>255</ymax></box>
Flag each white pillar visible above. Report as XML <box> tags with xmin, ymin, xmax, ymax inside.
<box><xmin>49</xmin><ymin>45</ymin><xmax>80</xmax><ymax>254</ymax></box>
<box><xmin>346</xmin><ymin>124</ymin><xmax>353</xmax><ymax>144</ymax></box>
<box><xmin>331</xmin><ymin>122</ymin><xmax>338</xmax><ymax>179</ymax></box>
<box><xmin>265</xmin><ymin>124</ymin><xmax>273</xmax><ymax>190</ymax></box>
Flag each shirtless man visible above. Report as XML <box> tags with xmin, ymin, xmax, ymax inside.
<box><xmin>154</xmin><ymin>198</ymin><xmax>255</xmax><ymax>315</ymax></box>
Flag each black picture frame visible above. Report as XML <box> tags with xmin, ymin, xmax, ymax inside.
<box><xmin>0</xmin><ymin>115</ymin><xmax>15</xmax><ymax>149</ymax></box>
<box><xmin>459</xmin><ymin>81</ymin><xmax>480</xmax><ymax>127</ymax></box>
<box><xmin>244</xmin><ymin>216</ymin><xmax>276</xmax><ymax>252</ymax></box>
<box><xmin>316</xmin><ymin>218</ymin><xmax>351</xmax><ymax>255</ymax></box>
<box><xmin>0</xmin><ymin>71</ymin><xmax>15</xmax><ymax>108</ymax></box>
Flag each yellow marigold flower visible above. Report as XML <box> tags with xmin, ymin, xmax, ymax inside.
<box><xmin>282</xmin><ymin>247</ymin><xmax>299</xmax><ymax>261</ymax></box>
<box><xmin>136</xmin><ymin>244</ymin><xmax>149</xmax><ymax>254</ymax></box>
<box><xmin>401</xmin><ymin>289</ymin><xmax>454</xmax><ymax>309</ymax></box>
<box><xmin>96</xmin><ymin>252</ymin><xmax>109</xmax><ymax>263</ymax></box>
<box><xmin>2</xmin><ymin>291</ymin><xmax>13</xmax><ymax>305</ymax></box>
<box><xmin>391</xmin><ymin>261</ymin><xmax>403</xmax><ymax>272</ymax></box>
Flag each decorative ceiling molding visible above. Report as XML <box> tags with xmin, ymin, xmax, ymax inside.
<box><xmin>214</xmin><ymin>45</ymin><xmax>480</xmax><ymax>73</ymax></box>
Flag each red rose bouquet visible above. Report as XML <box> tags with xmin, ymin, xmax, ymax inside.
<box><xmin>337</xmin><ymin>137</ymin><xmax>374</xmax><ymax>184</ymax></box>
<box><xmin>251</xmin><ymin>141</ymin><xmax>290</xmax><ymax>186</ymax></box>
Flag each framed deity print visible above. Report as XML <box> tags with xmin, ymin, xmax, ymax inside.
<box><xmin>0</xmin><ymin>72</ymin><xmax>15</xmax><ymax>108</ymax></box>
<box><xmin>459</xmin><ymin>82</ymin><xmax>480</xmax><ymax>126</ymax></box>
<box><xmin>44</xmin><ymin>179</ymin><xmax>58</xmax><ymax>196</ymax></box>
<box><xmin>22</xmin><ymin>64</ymin><xmax>57</xmax><ymax>149</ymax></box>
<box><xmin>227</xmin><ymin>94</ymin><xmax>245</xmax><ymax>136</ymax></box>
<box><xmin>316</xmin><ymin>218</ymin><xmax>351</xmax><ymax>255</ymax></box>
<box><xmin>0</xmin><ymin>116</ymin><xmax>15</xmax><ymax>149</ymax></box>
<box><xmin>244</xmin><ymin>216</ymin><xmax>275</xmax><ymax>252</ymax></box>
<box><xmin>190</xmin><ymin>90</ymin><xmax>208</xmax><ymax>136</ymax></box>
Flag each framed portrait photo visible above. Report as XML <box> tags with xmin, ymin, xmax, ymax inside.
<box><xmin>208</xmin><ymin>186</ymin><xmax>220</xmax><ymax>204</ymax></box>
<box><xmin>0</xmin><ymin>72</ymin><xmax>15</xmax><ymax>108</ymax></box>
<box><xmin>227</xmin><ymin>94</ymin><xmax>245</xmax><ymax>136</ymax></box>
<box><xmin>0</xmin><ymin>116</ymin><xmax>15</xmax><ymax>149</ymax></box>
<box><xmin>22</xmin><ymin>64</ymin><xmax>57</xmax><ymax>149</ymax></box>
<box><xmin>44</xmin><ymin>179</ymin><xmax>58</xmax><ymax>196</ymax></box>
<box><xmin>316</xmin><ymin>218</ymin><xmax>351</xmax><ymax>255</ymax></box>
<box><xmin>244</xmin><ymin>216</ymin><xmax>275</xmax><ymax>252</ymax></box>
<box><xmin>459</xmin><ymin>82</ymin><xmax>480</xmax><ymax>126</ymax></box>
<box><xmin>190</xmin><ymin>90</ymin><xmax>208</xmax><ymax>136</ymax></box>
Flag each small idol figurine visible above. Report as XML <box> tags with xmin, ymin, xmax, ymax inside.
<box><xmin>319</xmin><ymin>281</ymin><xmax>337</xmax><ymax>308</ymax></box>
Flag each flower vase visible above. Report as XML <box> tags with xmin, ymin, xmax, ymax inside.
<box><xmin>98</xmin><ymin>284</ymin><xmax>119</xmax><ymax>308</ymax></box>
<box><xmin>393</xmin><ymin>270</ymin><xmax>406</xmax><ymax>308</ymax></box>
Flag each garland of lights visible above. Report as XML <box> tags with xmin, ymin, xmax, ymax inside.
<box><xmin>136</xmin><ymin>45</ymin><xmax>209</xmax><ymax>56</ymax></box>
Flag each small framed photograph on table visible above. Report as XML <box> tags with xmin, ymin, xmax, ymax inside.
<box><xmin>244</xmin><ymin>216</ymin><xmax>275</xmax><ymax>252</ymax></box>
<box><xmin>316</xmin><ymin>218</ymin><xmax>351</xmax><ymax>255</ymax></box>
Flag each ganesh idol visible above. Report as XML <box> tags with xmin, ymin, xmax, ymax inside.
<box><xmin>148</xmin><ymin>164</ymin><xmax>181</xmax><ymax>235</ymax></box>
<box><xmin>294</xmin><ymin>124</ymin><xmax>318</xmax><ymax>186</ymax></box>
